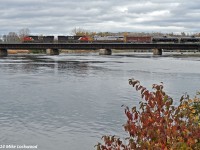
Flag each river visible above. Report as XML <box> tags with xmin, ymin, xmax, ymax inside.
<box><xmin>0</xmin><ymin>52</ymin><xmax>200</xmax><ymax>150</ymax></box>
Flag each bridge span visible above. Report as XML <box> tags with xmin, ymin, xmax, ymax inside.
<box><xmin>0</xmin><ymin>43</ymin><xmax>200</xmax><ymax>56</ymax></box>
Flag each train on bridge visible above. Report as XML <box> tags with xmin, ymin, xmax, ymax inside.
<box><xmin>22</xmin><ymin>35</ymin><xmax>200</xmax><ymax>44</ymax></box>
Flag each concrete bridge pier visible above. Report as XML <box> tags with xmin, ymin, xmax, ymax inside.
<box><xmin>153</xmin><ymin>48</ymin><xmax>162</xmax><ymax>55</ymax></box>
<box><xmin>0</xmin><ymin>49</ymin><xmax>8</xmax><ymax>57</ymax></box>
<box><xmin>99</xmin><ymin>49</ymin><xmax>112</xmax><ymax>55</ymax></box>
<box><xmin>46</xmin><ymin>49</ymin><xmax>59</xmax><ymax>55</ymax></box>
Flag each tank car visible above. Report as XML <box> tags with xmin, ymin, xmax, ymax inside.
<box><xmin>152</xmin><ymin>36</ymin><xmax>179</xmax><ymax>43</ymax></box>
<box><xmin>180</xmin><ymin>36</ymin><xmax>200</xmax><ymax>43</ymax></box>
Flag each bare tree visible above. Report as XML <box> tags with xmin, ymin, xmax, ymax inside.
<box><xmin>5</xmin><ymin>32</ymin><xmax>20</xmax><ymax>43</ymax></box>
<box><xmin>71</xmin><ymin>27</ymin><xmax>87</xmax><ymax>36</ymax></box>
<box><xmin>18</xmin><ymin>28</ymin><xmax>30</xmax><ymax>39</ymax></box>
<box><xmin>181</xmin><ymin>32</ymin><xmax>186</xmax><ymax>37</ymax></box>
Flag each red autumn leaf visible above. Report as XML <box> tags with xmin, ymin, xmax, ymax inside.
<box><xmin>126</xmin><ymin>111</ymin><xmax>133</xmax><ymax>121</ymax></box>
<box><xmin>141</xmin><ymin>87</ymin><xmax>146</xmax><ymax>94</ymax></box>
<box><xmin>134</xmin><ymin>112</ymin><xmax>138</xmax><ymax>120</ymax></box>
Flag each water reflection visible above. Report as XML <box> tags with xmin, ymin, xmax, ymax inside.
<box><xmin>0</xmin><ymin>55</ymin><xmax>92</xmax><ymax>76</ymax></box>
<box><xmin>0</xmin><ymin>53</ymin><xmax>200</xmax><ymax>150</ymax></box>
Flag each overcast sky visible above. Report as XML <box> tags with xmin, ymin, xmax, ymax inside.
<box><xmin>0</xmin><ymin>0</ymin><xmax>200</xmax><ymax>35</ymax></box>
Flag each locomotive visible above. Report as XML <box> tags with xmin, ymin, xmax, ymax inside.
<box><xmin>22</xmin><ymin>36</ymin><xmax>54</xmax><ymax>43</ymax></box>
<box><xmin>57</xmin><ymin>36</ymin><xmax>90</xmax><ymax>43</ymax></box>
<box><xmin>93</xmin><ymin>35</ymin><xmax>124</xmax><ymax>43</ymax></box>
<box><xmin>22</xmin><ymin>35</ymin><xmax>200</xmax><ymax>44</ymax></box>
<box><xmin>22</xmin><ymin>35</ymin><xmax>90</xmax><ymax>43</ymax></box>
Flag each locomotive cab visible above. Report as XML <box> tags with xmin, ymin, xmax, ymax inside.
<box><xmin>22</xmin><ymin>36</ymin><xmax>34</xmax><ymax>43</ymax></box>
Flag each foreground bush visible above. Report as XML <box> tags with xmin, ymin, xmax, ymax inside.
<box><xmin>96</xmin><ymin>79</ymin><xmax>200</xmax><ymax>150</ymax></box>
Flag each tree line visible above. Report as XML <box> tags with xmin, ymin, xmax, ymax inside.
<box><xmin>71</xmin><ymin>27</ymin><xmax>200</xmax><ymax>37</ymax></box>
<box><xmin>0</xmin><ymin>28</ymin><xmax>30</xmax><ymax>43</ymax></box>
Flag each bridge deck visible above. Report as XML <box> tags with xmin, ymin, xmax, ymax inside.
<box><xmin>0</xmin><ymin>43</ymin><xmax>200</xmax><ymax>50</ymax></box>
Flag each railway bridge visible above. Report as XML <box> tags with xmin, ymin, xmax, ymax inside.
<box><xmin>0</xmin><ymin>43</ymin><xmax>200</xmax><ymax>56</ymax></box>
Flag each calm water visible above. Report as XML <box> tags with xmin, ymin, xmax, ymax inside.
<box><xmin>0</xmin><ymin>52</ymin><xmax>200</xmax><ymax>150</ymax></box>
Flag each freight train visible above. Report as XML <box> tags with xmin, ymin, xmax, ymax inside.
<box><xmin>22</xmin><ymin>35</ymin><xmax>200</xmax><ymax>44</ymax></box>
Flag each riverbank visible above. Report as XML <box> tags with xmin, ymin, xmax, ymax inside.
<box><xmin>7</xmin><ymin>49</ymin><xmax>99</xmax><ymax>54</ymax></box>
<box><xmin>8</xmin><ymin>50</ymin><xmax>30</xmax><ymax>54</ymax></box>
<box><xmin>61</xmin><ymin>49</ymin><xmax>99</xmax><ymax>53</ymax></box>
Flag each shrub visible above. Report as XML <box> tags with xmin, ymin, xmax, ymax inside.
<box><xmin>96</xmin><ymin>79</ymin><xmax>200</xmax><ymax>150</ymax></box>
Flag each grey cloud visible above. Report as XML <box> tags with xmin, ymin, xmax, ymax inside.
<box><xmin>0</xmin><ymin>0</ymin><xmax>200</xmax><ymax>35</ymax></box>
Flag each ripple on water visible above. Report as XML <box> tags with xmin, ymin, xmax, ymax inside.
<box><xmin>0</xmin><ymin>53</ymin><xmax>200</xmax><ymax>150</ymax></box>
